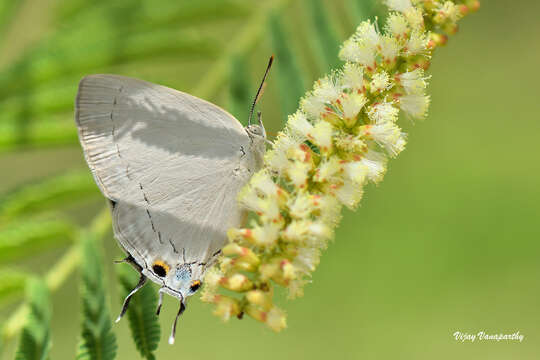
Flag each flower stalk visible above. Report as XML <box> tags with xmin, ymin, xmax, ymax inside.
<box><xmin>202</xmin><ymin>0</ymin><xmax>479</xmax><ymax>331</ymax></box>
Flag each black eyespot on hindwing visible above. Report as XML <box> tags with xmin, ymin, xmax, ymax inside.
<box><xmin>152</xmin><ymin>261</ymin><xmax>169</xmax><ymax>277</ymax></box>
<box><xmin>190</xmin><ymin>281</ymin><xmax>201</xmax><ymax>292</ymax></box>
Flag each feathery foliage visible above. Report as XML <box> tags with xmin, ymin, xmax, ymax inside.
<box><xmin>14</xmin><ymin>278</ymin><xmax>52</xmax><ymax>360</ymax></box>
<box><xmin>118</xmin><ymin>267</ymin><xmax>160</xmax><ymax>360</ymax></box>
<box><xmin>0</xmin><ymin>0</ymin><xmax>20</xmax><ymax>39</ymax></box>
<box><xmin>0</xmin><ymin>170</ymin><xmax>98</xmax><ymax>222</ymax></box>
<box><xmin>269</xmin><ymin>14</ymin><xmax>306</xmax><ymax>120</ymax></box>
<box><xmin>345</xmin><ymin>0</ymin><xmax>382</xmax><ymax>23</ymax></box>
<box><xmin>0</xmin><ymin>0</ymin><xmax>251</xmax><ymax>152</ymax></box>
<box><xmin>228</xmin><ymin>55</ymin><xmax>253</xmax><ymax>123</ymax></box>
<box><xmin>305</xmin><ymin>0</ymin><xmax>342</xmax><ymax>70</ymax></box>
<box><xmin>77</xmin><ymin>233</ymin><xmax>117</xmax><ymax>360</ymax></box>
<box><xmin>0</xmin><ymin>268</ymin><xmax>29</xmax><ymax>304</ymax></box>
<box><xmin>0</xmin><ymin>218</ymin><xmax>76</xmax><ymax>263</ymax></box>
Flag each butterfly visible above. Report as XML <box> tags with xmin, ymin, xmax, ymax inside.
<box><xmin>74</xmin><ymin>57</ymin><xmax>273</xmax><ymax>344</ymax></box>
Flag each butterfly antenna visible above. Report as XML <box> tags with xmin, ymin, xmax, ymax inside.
<box><xmin>248</xmin><ymin>55</ymin><xmax>274</xmax><ymax>126</ymax></box>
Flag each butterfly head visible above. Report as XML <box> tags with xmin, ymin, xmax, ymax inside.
<box><xmin>246</xmin><ymin>123</ymin><xmax>266</xmax><ymax>139</ymax></box>
<box><xmin>246</xmin><ymin>107</ymin><xmax>267</xmax><ymax>141</ymax></box>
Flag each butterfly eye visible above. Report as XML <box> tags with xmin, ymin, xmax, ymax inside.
<box><xmin>189</xmin><ymin>280</ymin><xmax>201</xmax><ymax>292</ymax></box>
<box><xmin>247</xmin><ymin>125</ymin><xmax>262</xmax><ymax>136</ymax></box>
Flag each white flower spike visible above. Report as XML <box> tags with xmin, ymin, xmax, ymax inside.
<box><xmin>203</xmin><ymin>0</ymin><xmax>479</xmax><ymax>332</ymax></box>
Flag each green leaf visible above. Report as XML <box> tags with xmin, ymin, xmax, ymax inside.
<box><xmin>228</xmin><ymin>55</ymin><xmax>252</xmax><ymax>124</ymax></box>
<box><xmin>0</xmin><ymin>30</ymin><xmax>218</xmax><ymax>101</ymax></box>
<box><xmin>0</xmin><ymin>268</ymin><xmax>29</xmax><ymax>304</ymax></box>
<box><xmin>0</xmin><ymin>0</ymin><xmax>293</xmax><ymax>153</ymax></box>
<box><xmin>77</xmin><ymin>233</ymin><xmax>117</xmax><ymax>360</ymax></box>
<box><xmin>0</xmin><ymin>113</ymin><xmax>77</xmax><ymax>151</ymax></box>
<box><xmin>118</xmin><ymin>266</ymin><xmax>160</xmax><ymax>360</ymax></box>
<box><xmin>55</xmin><ymin>0</ymin><xmax>250</xmax><ymax>31</ymax></box>
<box><xmin>0</xmin><ymin>5</ymin><xmax>232</xmax><ymax>151</ymax></box>
<box><xmin>345</xmin><ymin>0</ymin><xmax>383</xmax><ymax>25</ymax></box>
<box><xmin>0</xmin><ymin>218</ymin><xmax>76</xmax><ymax>263</ymax></box>
<box><xmin>192</xmin><ymin>0</ymin><xmax>296</xmax><ymax>100</ymax></box>
<box><xmin>0</xmin><ymin>0</ymin><xmax>251</xmax><ymax>100</ymax></box>
<box><xmin>0</xmin><ymin>79</ymin><xmax>75</xmax><ymax>123</ymax></box>
<box><xmin>0</xmin><ymin>0</ymin><xmax>21</xmax><ymax>40</ymax></box>
<box><xmin>0</xmin><ymin>170</ymin><xmax>98</xmax><ymax>222</ymax></box>
<box><xmin>269</xmin><ymin>14</ymin><xmax>306</xmax><ymax>119</ymax></box>
<box><xmin>305</xmin><ymin>0</ymin><xmax>342</xmax><ymax>71</ymax></box>
<box><xmin>14</xmin><ymin>278</ymin><xmax>52</xmax><ymax>360</ymax></box>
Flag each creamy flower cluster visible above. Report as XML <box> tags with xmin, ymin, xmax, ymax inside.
<box><xmin>201</xmin><ymin>0</ymin><xmax>479</xmax><ymax>331</ymax></box>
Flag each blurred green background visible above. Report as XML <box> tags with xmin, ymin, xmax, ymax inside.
<box><xmin>1</xmin><ymin>0</ymin><xmax>539</xmax><ymax>359</ymax></box>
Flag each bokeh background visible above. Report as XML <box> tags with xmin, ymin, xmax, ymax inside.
<box><xmin>1</xmin><ymin>0</ymin><xmax>539</xmax><ymax>359</ymax></box>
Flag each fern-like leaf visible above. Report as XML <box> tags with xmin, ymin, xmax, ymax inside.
<box><xmin>0</xmin><ymin>1</ymin><xmax>255</xmax><ymax>152</ymax></box>
<box><xmin>0</xmin><ymin>115</ymin><xmax>78</xmax><ymax>151</ymax></box>
<box><xmin>269</xmin><ymin>13</ymin><xmax>306</xmax><ymax>119</ymax></box>
<box><xmin>14</xmin><ymin>278</ymin><xmax>52</xmax><ymax>360</ymax></box>
<box><xmin>228</xmin><ymin>55</ymin><xmax>252</xmax><ymax>124</ymax></box>
<box><xmin>117</xmin><ymin>266</ymin><xmax>160</xmax><ymax>360</ymax></box>
<box><xmin>0</xmin><ymin>268</ymin><xmax>29</xmax><ymax>304</ymax></box>
<box><xmin>0</xmin><ymin>31</ymin><xmax>218</xmax><ymax>121</ymax></box>
<box><xmin>305</xmin><ymin>0</ymin><xmax>341</xmax><ymax>70</ymax></box>
<box><xmin>54</xmin><ymin>0</ymin><xmax>250</xmax><ymax>32</ymax></box>
<box><xmin>0</xmin><ymin>1</ymin><xmax>250</xmax><ymax>99</ymax></box>
<box><xmin>345</xmin><ymin>0</ymin><xmax>383</xmax><ymax>23</ymax></box>
<box><xmin>0</xmin><ymin>170</ymin><xmax>98</xmax><ymax>222</ymax></box>
<box><xmin>0</xmin><ymin>0</ymin><xmax>21</xmax><ymax>41</ymax></box>
<box><xmin>0</xmin><ymin>218</ymin><xmax>75</xmax><ymax>263</ymax></box>
<box><xmin>0</xmin><ymin>0</ymin><xmax>251</xmax><ymax>102</ymax></box>
<box><xmin>77</xmin><ymin>232</ymin><xmax>117</xmax><ymax>360</ymax></box>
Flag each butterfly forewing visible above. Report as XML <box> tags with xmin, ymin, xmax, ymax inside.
<box><xmin>75</xmin><ymin>74</ymin><xmax>257</xmax><ymax>277</ymax></box>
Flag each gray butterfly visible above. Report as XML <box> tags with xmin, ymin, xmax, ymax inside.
<box><xmin>74</xmin><ymin>57</ymin><xmax>273</xmax><ymax>344</ymax></box>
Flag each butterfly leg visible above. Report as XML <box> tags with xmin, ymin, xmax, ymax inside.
<box><xmin>156</xmin><ymin>287</ymin><xmax>166</xmax><ymax>316</ymax></box>
<box><xmin>114</xmin><ymin>254</ymin><xmax>143</xmax><ymax>271</ymax></box>
<box><xmin>116</xmin><ymin>273</ymin><xmax>147</xmax><ymax>323</ymax></box>
<box><xmin>114</xmin><ymin>255</ymin><xmax>132</xmax><ymax>264</ymax></box>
